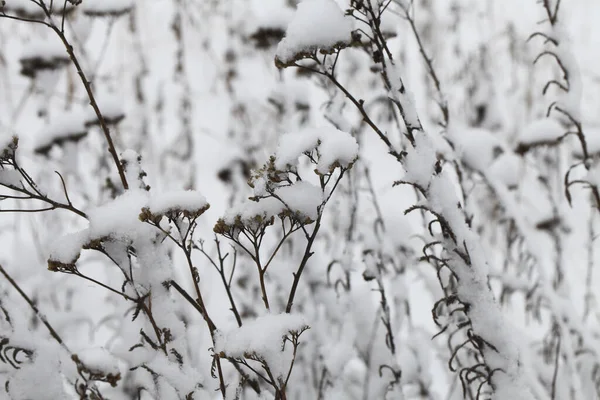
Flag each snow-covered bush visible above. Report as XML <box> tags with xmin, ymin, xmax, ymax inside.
<box><xmin>0</xmin><ymin>0</ymin><xmax>599</xmax><ymax>399</ymax></box>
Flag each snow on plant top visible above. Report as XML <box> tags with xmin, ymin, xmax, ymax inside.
<box><xmin>448</xmin><ymin>125</ymin><xmax>506</xmax><ymax>172</ymax></box>
<box><xmin>0</xmin><ymin>132</ymin><xmax>17</xmax><ymax>158</ymax></box>
<box><xmin>215</xmin><ymin>313</ymin><xmax>308</xmax><ymax>378</ymax></box>
<box><xmin>47</xmin><ymin>229</ymin><xmax>90</xmax><ymax>267</ymax></box>
<box><xmin>248</xmin><ymin>0</ymin><xmax>294</xmax><ymax>32</ymax></box>
<box><xmin>146</xmin><ymin>190</ymin><xmax>210</xmax><ymax>218</ymax></box>
<box><xmin>88</xmin><ymin>190</ymin><xmax>150</xmax><ymax>240</ymax></box>
<box><xmin>275</xmin><ymin>181</ymin><xmax>323</xmax><ymax>220</ymax></box>
<box><xmin>35</xmin><ymin>110</ymin><xmax>88</xmax><ymax>154</ymax></box>
<box><xmin>20</xmin><ymin>38</ymin><xmax>66</xmax><ymax>61</ymax></box>
<box><xmin>516</xmin><ymin>118</ymin><xmax>564</xmax><ymax>152</ymax></box>
<box><xmin>82</xmin><ymin>0</ymin><xmax>134</xmax><ymax>17</ymax></box>
<box><xmin>76</xmin><ymin>347</ymin><xmax>121</xmax><ymax>378</ymax></box>
<box><xmin>487</xmin><ymin>152</ymin><xmax>523</xmax><ymax>188</ymax></box>
<box><xmin>222</xmin><ymin>180</ymin><xmax>323</xmax><ymax>228</ymax></box>
<box><xmin>275</xmin><ymin>0</ymin><xmax>354</xmax><ymax>65</ymax></box>
<box><xmin>275</xmin><ymin>126</ymin><xmax>358</xmax><ymax>174</ymax></box>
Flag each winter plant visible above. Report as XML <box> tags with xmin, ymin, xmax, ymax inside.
<box><xmin>0</xmin><ymin>0</ymin><xmax>599</xmax><ymax>399</ymax></box>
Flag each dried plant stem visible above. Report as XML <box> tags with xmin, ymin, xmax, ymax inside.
<box><xmin>0</xmin><ymin>263</ymin><xmax>65</xmax><ymax>347</ymax></box>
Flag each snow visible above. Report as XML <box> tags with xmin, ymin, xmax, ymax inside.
<box><xmin>147</xmin><ymin>190</ymin><xmax>210</xmax><ymax>216</ymax></box>
<box><xmin>82</xmin><ymin>0</ymin><xmax>134</xmax><ymax>17</ymax></box>
<box><xmin>517</xmin><ymin>118</ymin><xmax>565</xmax><ymax>152</ymax></box>
<box><xmin>3</xmin><ymin>0</ymin><xmax>46</xmax><ymax>19</ymax></box>
<box><xmin>222</xmin><ymin>196</ymin><xmax>282</xmax><ymax>230</ymax></box>
<box><xmin>47</xmin><ymin>229</ymin><xmax>90</xmax><ymax>265</ymax></box>
<box><xmin>223</xmin><ymin>181</ymin><xmax>323</xmax><ymax>227</ymax></box>
<box><xmin>0</xmin><ymin>133</ymin><xmax>17</xmax><ymax>158</ymax></box>
<box><xmin>247</xmin><ymin>0</ymin><xmax>294</xmax><ymax>39</ymax></box>
<box><xmin>215</xmin><ymin>313</ymin><xmax>309</xmax><ymax>378</ymax></box>
<box><xmin>35</xmin><ymin>110</ymin><xmax>88</xmax><ymax>154</ymax></box>
<box><xmin>7</xmin><ymin>344</ymin><xmax>67</xmax><ymax>399</ymax></box>
<box><xmin>87</xmin><ymin>190</ymin><xmax>150</xmax><ymax>240</ymax></box>
<box><xmin>402</xmin><ymin>132</ymin><xmax>438</xmax><ymax>189</ymax></box>
<box><xmin>448</xmin><ymin>125</ymin><xmax>506</xmax><ymax>172</ymax></box>
<box><xmin>276</xmin><ymin>181</ymin><xmax>323</xmax><ymax>221</ymax></box>
<box><xmin>20</xmin><ymin>38</ymin><xmax>66</xmax><ymax>61</ymax></box>
<box><xmin>77</xmin><ymin>347</ymin><xmax>121</xmax><ymax>378</ymax></box>
<box><xmin>20</xmin><ymin>38</ymin><xmax>69</xmax><ymax>77</ymax></box>
<box><xmin>275</xmin><ymin>126</ymin><xmax>359</xmax><ymax>174</ymax></box>
<box><xmin>387</xmin><ymin>62</ymin><xmax>422</xmax><ymax>131</ymax></box>
<box><xmin>487</xmin><ymin>152</ymin><xmax>524</xmax><ymax>188</ymax></box>
<box><xmin>4</xmin><ymin>0</ymin><xmax>76</xmax><ymax>18</ymax></box>
<box><xmin>275</xmin><ymin>0</ymin><xmax>354</xmax><ymax>65</ymax></box>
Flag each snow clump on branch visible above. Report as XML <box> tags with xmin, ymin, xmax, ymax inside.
<box><xmin>275</xmin><ymin>0</ymin><xmax>354</xmax><ymax>66</ymax></box>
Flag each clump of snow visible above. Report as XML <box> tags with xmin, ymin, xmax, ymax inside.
<box><xmin>147</xmin><ymin>190</ymin><xmax>210</xmax><ymax>217</ymax></box>
<box><xmin>87</xmin><ymin>190</ymin><xmax>150</xmax><ymax>240</ymax></box>
<box><xmin>247</xmin><ymin>0</ymin><xmax>294</xmax><ymax>48</ymax></box>
<box><xmin>47</xmin><ymin>229</ymin><xmax>90</xmax><ymax>266</ymax></box>
<box><xmin>143</xmin><ymin>353</ymin><xmax>202</xmax><ymax>396</ymax></box>
<box><xmin>20</xmin><ymin>38</ymin><xmax>69</xmax><ymax>78</ymax></box>
<box><xmin>249</xmin><ymin>0</ymin><xmax>294</xmax><ymax>32</ymax></box>
<box><xmin>4</xmin><ymin>0</ymin><xmax>76</xmax><ymax>18</ymax></box>
<box><xmin>387</xmin><ymin>62</ymin><xmax>421</xmax><ymax>130</ymax></box>
<box><xmin>276</xmin><ymin>181</ymin><xmax>323</xmax><ymax>220</ymax></box>
<box><xmin>215</xmin><ymin>313</ymin><xmax>309</xmax><ymax>378</ymax></box>
<box><xmin>275</xmin><ymin>0</ymin><xmax>354</xmax><ymax>65</ymax></box>
<box><xmin>275</xmin><ymin>126</ymin><xmax>358</xmax><ymax>173</ymax></box>
<box><xmin>82</xmin><ymin>0</ymin><xmax>134</xmax><ymax>17</ymax></box>
<box><xmin>20</xmin><ymin>38</ymin><xmax>65</xmax><ymax>61</ymax></box>
<box><xmin>516</xmin><ymin>118</ymin><xmax>564</xmax><ymax>153</ymax></box>
<box><xmin>77</xmin><ymin>347</ymin><xmax>121</xmax><ymax>378</ymax></box>
<box><xmin>0</xmin><ymin>133</ymin><xmax>17</xmax><ymax>159</ymax></box>
<box><xmin>252</xmin><ymin>176</ymin><xmax>268</xmax><ymax>197</ymax></box>
<box><xmin>487</xmin><ymin>152</ymin><xmax>523</xmax><ymax>188</ymax></box>
<box><xmin>35</xmin><ymin>110</ymin><xmax>88</xmax><ymax>155</ymax></box>
<box><xmin>402</xmin><ymin>132</ymin><xmax>438</xmax><ymax>189</ymax></box>
<box><xmin>3</xmin><ymin>0</ymin><xmax>43</xmax><ymax>18</ymax></box>
<box><xmin>222</xmin><ymin>196</ymin><xmax>283</xmax><ymax>229</ymax></box>
<box><xmin>220</xmin><ymin>180</ymin><xmax>323</xmax><ymax>232</ymax></box>
<box><xmin>7</xmin><ymin>344</ymin><xmax>67</xmax><ymax>399</ymax></box>
<box><xmin>448</xmin><ymin>125</ymin><xmax>506</xmax><ymax>172</ymax></box>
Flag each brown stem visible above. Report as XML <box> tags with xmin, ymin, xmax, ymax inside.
<box><xmin>285</xmin><ymin>218</ymin><xmax>321</xmax><ymax>313</ymax></box>
<box><xmin>33</xmin><ymin>1</ymin><xmax>129</xmax><ymax>190</ymax></box>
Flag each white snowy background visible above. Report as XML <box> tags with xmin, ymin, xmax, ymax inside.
<box><xmin>0</xmin><ymin>0</ymin><xmax>599</xmax><ymax>399</ymax></box>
